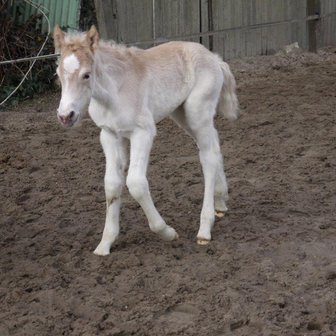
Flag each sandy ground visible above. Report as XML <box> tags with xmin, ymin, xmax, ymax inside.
<box><xmin>1</xmin><ymin>47</ymin><xmax>336</xmax><ymax>336</ymax></box>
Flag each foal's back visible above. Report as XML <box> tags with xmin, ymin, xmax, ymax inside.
<box><xmin>141</xmin><ymin>41</ymin><xmax>222</xmax><ymax>82</ymax></box>
<box><xmin>136</xmin><ymin>41</ymin><xmax>223</xmax><ymax>121</ymax></box>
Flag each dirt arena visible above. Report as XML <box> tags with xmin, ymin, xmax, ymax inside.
<box><xmin>1</xmin><ymin>47</ymin><xmax>336</xmax><ymax>336</ymax></box>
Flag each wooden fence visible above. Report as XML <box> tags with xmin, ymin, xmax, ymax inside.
<box><xmin>94</xmin><ymin>0</ymin><xmax>336</xmax><ymax>59</ymax></box>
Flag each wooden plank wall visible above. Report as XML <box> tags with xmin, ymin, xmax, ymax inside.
<box><xmin>94</xmin><ymin>0</ymin><xmax>153</xmax><ymax>47</ymax></box>
<box><xmin>154</xmin><ymin>0</ymin><xmax>201</xmax><ymax>43</ymax></box>
<box><xmin>94</xmin><ymin>0</ymin><xmax>201</xmax><ymax>46</ymax></box>
<box><xmin>319</xmin><ymin>0</ymin><xmax>336</xmax><ymax>47</ymax></box>
<box><xmin>94</xmin><ymin>0</ymin><xmax>336</xmax><ymax>60</ymax></box>
<box><xmin>210</xmin><ymin>0</ymin><xmax>308</xmax><ymax>58</ymax></box>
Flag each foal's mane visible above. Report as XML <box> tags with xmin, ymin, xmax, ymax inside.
<box><xmin>92</xmin><ymin>42</ymin><xmax>148</xmax><ymax>101</ymax></box>
<box><xmin>87</xmin><ymin>39</ymin><xmax>144</xmax><ymax>106</ymax></box>
<box><xmin>96</xmin><ymin>40</ymin><xmax>144</xmax><ymax>72</ymax></box>
<box><xmin>62</xmin><ymin>31</ymin><xmax>141</xmax><ymax>69</ymax></box>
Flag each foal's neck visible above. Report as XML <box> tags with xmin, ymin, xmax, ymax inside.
<box><xmin>96</xmin><ymin>42</ymin><xmax>136</xmax><ymax>74</ymax></box>
<box><xmin>91</xmin><ymin>44</ymin><xmax>131</xmax><ymax>107</ymax></box>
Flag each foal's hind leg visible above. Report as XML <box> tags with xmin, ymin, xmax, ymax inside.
<box><xmin>214</xmin><ymin>156</ymin><xmax>229</xmax><ymax>217</ymax></box>
<box><xmin>183</xmin><ymin>88</ymin><xmax>227</xmax><ymax>244</ymax></box>
<box><xmin>126</xmin><ymin>127</ymin><xmax>178</xmax><ymax>241</ymax></box>
<box><xmin>194</xmin><ymin>124</ymin><xmax>224</xmax><ymax>244</ymax></box>
<box><xmin>170</xmin><ymin>108</ymin><xmax>228</xmax><ymax>218</ymax></box>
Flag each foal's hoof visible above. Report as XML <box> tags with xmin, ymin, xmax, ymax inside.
<box><xmin>197</xmin><ymin>238</ymin><xmax>210</xmax><ymax>245</ymax></box>
<box><xmin>158</xmin><ymin>226</ymin><xmax>179</xmax><ymax>241</ymax></box>
<box><xmin>215</xmin><ymin>211</ymin><xmax>225</xmax><ymax>218</ymax></box>
<box><xmin>93</xmin><ymin>242</ymin><xmax>111</xmax><ymax>256</ymax></box>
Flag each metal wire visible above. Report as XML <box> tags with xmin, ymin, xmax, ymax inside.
<box><xmin>1</xmin><ymin>8</ymin><xmax>335</xmax><ymax>106</ymax></box>
<box><xmin>0</xmin><ymin>0</ymin><xmax>51</xmax><ymax>107</ymax></box>
<box><xmin>2</xmin><ymin>11</ymin><xmax>336</xmax><ymax>65</ymax></box>
<box><xmin>0</xmin><ymin>53</ymin><xmax>60</xmax><ymax>65</ymax></box>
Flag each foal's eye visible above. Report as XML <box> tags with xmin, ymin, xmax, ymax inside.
<box><xmin>82</xmin><ymin>73</ymin><xmax>90</xmax><ymax>80</ymax></box>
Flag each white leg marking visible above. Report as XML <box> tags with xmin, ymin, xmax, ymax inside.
<box><xmin>197</xmin><ymin>139</ymin><xmax>217</xmax><ymax>244</ymax></box>
<box><xmin>94</xmin><ymin>129</ymin><xmax>127</xmax><ymax>256</ymax></box>
<box><xmin>126</xmin><ymin>128</ymin><xmax>178</xmax><ymax>241</ymax></box>
<box><xmin>214</xmin><ymin>156</ymin><xmax>229</xmax><ymax>216</ymax></box>
<box><xmin>186</xmin><ymin>112</ymin><xmax>220</xmax><ymax>244</ymax></box>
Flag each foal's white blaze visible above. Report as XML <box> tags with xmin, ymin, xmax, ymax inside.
<box><xmin>63</xmin><ymin>53</ymin><xmax>80</xmax><ymax>75</ymax></box>
<box><xmin>58</xmin><ymin>53</ymin><xmax>82</xmax><ymax>121</ymax></box>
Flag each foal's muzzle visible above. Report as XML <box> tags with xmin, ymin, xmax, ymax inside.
<box><xmin>57</xmin><ymin>110</ymin><xmax>78</xmax><ymax>127</ymax></box>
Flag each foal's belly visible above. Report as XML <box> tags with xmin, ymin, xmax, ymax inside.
<box><xmin>149</xmin><ymin>86</ymin><xmax>190</xmax><ymax>123</ymax></box>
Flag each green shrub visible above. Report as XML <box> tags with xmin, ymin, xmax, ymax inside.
<box><xmin>0</xmin><ymin>3</ymin><xmax>56</xmax><ymax>109</ymax></box>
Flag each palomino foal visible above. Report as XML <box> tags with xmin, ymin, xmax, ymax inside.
<box><xmin>53</xmin><ymin>25</ymin><xmax>239</xmax><ymax>256</ymax></box>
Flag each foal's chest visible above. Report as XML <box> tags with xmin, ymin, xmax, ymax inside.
<box><xmin>89</xmin><ymin>98</ymin><xmax>134</xmax><ymax>136</ymax></box>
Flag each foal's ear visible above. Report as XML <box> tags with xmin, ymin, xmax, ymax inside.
<box><xmin>87</xmin><ymin>25</ymin><xmax>99</xmax><ymax>51</ymax></box>
<box><xmin>53</xmin><ymin>24</ymin><xmax>65</xmax><ymax>51</ymax></box>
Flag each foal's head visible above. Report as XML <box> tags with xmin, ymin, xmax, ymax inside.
<box><xmin>53</xmin><ymin>25</ymin><xmax>99</xmax><ymax>127</ymax></box>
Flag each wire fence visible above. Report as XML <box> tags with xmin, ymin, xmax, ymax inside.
<box><xmin>0</xmin><ymin>0</ymin><xmax>51</xmax><ymax>107</ymax></box>
<box><xmin>1</xmin><ymin>1</ymin><xmax>336</xmax><ymax>107</ymax></box>
<box><xmin>0</xmin><ymin>11</ymin><xmax>328</xmax><ymax>67</ymax></box>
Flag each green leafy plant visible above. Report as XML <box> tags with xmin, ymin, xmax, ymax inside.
<box><xmin>0</xmin><ymin>1</ymin><xmax>56</xmax><ymax>109</ymax></box>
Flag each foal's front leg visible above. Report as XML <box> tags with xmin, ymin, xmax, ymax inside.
<box><xmin>126</xmin><ymin>128</ymin><xmax>178</xmax><ymax>241</ymax></box>
<box><xmin>94</xmin><ymin>129</ymin><xmax>127</xmax><ymax>256</ymax></box>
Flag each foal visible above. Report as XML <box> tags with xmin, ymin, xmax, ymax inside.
<box><xmin>53</xmin><ymin>25</ymin><xmax>239</xmax><ymax>256</ymax></box>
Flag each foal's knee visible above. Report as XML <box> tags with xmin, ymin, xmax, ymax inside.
<box><xmin>105</xmin><ymin>177</ymin><xmax>123</xmax><ymax>203</ymax></box>
<box><xmin>126</xmin><ymin>175</ymin><xmax>148</xmax><ymax>201</ymax></box>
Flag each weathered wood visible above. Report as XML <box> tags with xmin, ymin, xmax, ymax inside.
<box><xmin>115</xmin><ymin>0</ymin><xmax>153</xmax><ymax>45</ymax></box>
<box><xmin>154</xmin><ymin>0</ymin><xmax>200</xmax><ymax>43</ymax></box>
<box><xmin>206</xmin><ymin>0</ymin><xmax>213</xmax><ymax>50</ymax></box>
<box><xmin>94</xmin><ymin>0</ymin><xmax>118</xmax><ymax>40</ymax></box>
<box><xmin>93</xmin><ymin>0</ymin><xmax>335</xmax><ymax>59</ymax></box>
<box><xmin>211</xmin><ymin>0</ymin><xmax>308</xmax><ymax>59</ymax></box>
<box><xmin>199</xmin><ymin>0</ymin><xmax>209</xmax><ymax>48</ymax></box>
<box><xmin>319</xmin><ymin>0</ymin><xmax>336</xmax><ymax>48</ymax></box>
<box><xmin>307</xmin><ymin>0</ymin><xmax>321</xmax><ymax>52</ymax></box>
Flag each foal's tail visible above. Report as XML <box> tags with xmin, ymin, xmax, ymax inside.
<box><xmin>217</xmin><ymin>61</ymin><xmax>240</xmax><ymax>120</ymax></box>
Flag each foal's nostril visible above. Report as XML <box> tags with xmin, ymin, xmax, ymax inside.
<box><xmin>58</xmin><ymin>111</ymin><xmax>75</xmax><ymax>125</ymax></box>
